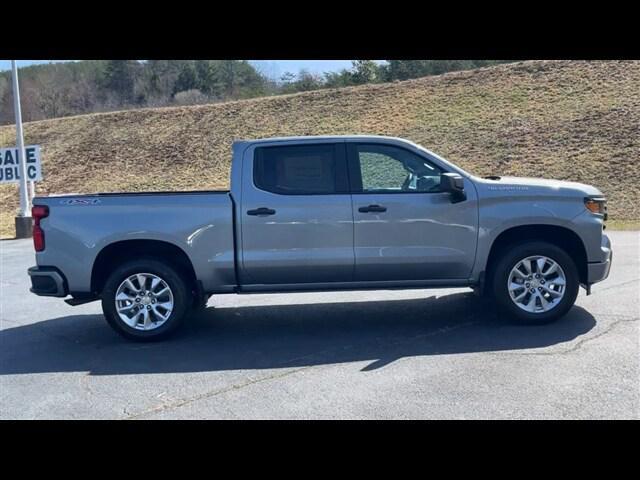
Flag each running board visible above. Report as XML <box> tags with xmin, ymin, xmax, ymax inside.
<box><xmin>65</xmin><ymin>295</ymin><xmax>99</xmax><ymax>306</ymax></box>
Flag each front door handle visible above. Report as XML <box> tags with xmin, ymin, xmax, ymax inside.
<box><xmin>247</xmin><ymin>207</ymin><xmax>276</xmax><ymax>216</ymax></box>
<box><xmin>358</xmin><ymin>204</ymin><xmax>387</xmax><ymax>213</ymax></box>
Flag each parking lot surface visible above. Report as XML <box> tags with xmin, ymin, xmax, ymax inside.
<box><xmin>1</xmin><ymin>231</ymin><xmax>638</xmax><ymax>419</ymax></box>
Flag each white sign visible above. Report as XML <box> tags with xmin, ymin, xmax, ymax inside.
<box><xmin>0</xmin><ymin>145</ymin><xmax>42</xmax><ymax>184</ymax></box>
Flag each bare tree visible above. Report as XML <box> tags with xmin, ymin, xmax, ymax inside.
<box><xmin>173</xmin><ymin>89</ymin><xmax>209</xmax><ymax>106</ymax></box>
<box><xmin>35</xmin><ymin>66</ymin><xmax>71</xmax><ymax>119</ymax></box>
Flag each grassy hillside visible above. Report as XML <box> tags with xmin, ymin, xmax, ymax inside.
<box><xmin>1</xmin><ymin>60</ymin><xmax>639</xmax><ymax>238</ymax></box>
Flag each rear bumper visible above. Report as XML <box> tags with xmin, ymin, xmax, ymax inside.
<box><xmin>587</xmin><ymin>234</ymin><xmax>612</xmax><ymax>284</ymax></box>
<box><xmin>28</xmin><ymin>266</ymin><xmax>68</xmax><ymax>297</ymax></box>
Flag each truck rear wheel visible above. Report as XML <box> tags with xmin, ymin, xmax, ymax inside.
<box><xmin>101</xmin><ymin>258</ymin><xmax>191</xmax><ymax>341</ymax></box>
<box><xmin>492</xmin><ymin>241</ymin><xmax>579</xmax><ymax>324</ymax></box>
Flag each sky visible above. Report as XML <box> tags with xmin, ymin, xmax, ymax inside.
<box><xmin>0</xmin><ymin>60</ymin><xmax>361</xmax><ymax>77</ymax></box>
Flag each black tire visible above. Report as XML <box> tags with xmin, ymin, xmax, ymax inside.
<box><xmin>101</xmin><ymin>258</ymin><xmax>192</xmax><ymax>341</ymax></box>
<box><xmin>491</xmin><ymin>241</ymin><xmax>579</xmax><ymax>325</ymax></box>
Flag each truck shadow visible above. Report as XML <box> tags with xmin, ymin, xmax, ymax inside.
<box><xmin>0</xmin><ymin>292</ymin><xmax>596</xmax><ymax>376</ymax></box>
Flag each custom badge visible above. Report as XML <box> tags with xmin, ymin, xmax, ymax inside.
<box><xmin>60</xmin><ymin>198</ymin><xmax>101</xmax><ymax>205</ymax></box>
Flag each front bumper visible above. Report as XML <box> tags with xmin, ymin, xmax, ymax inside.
<box><xmin>587</xmin><ymin>234</ymin><xmax>612</xmax><ymax>284</ymax></box>
<box><xmin>28</xmin><ymin>266</ymin><xmax>68</xmax><ymax>297</ymax></box>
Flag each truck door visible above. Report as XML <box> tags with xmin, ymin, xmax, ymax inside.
<box><xmin>239</xmin><ymin>141</ymin><xmax>354</xmax><ymax>285</ymax></box>
<box><xmin>348</xmin><ymin>142</ymin><xmax>478</xmax><ymax>281</ymax></box>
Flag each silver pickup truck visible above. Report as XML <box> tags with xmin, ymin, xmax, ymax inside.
<box><xmin>28</xmin><ymin>135</ymin><xmax>612</xmax><ymax>340</ymax></box>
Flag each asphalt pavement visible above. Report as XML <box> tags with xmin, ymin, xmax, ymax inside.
<box><xmin>1</xmin><ymin>232</ymin><xmax>638</xmax><ymax>419</ymax></box>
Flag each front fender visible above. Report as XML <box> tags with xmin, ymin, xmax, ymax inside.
<box><xmin>470</xmin><ymin>195</ymin><xmax>585</xmax><ymax>282</ymax></box>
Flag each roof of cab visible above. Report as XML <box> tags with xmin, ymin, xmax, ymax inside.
<box><xmin>233</xmin><ymin>135</ymin><xmax>410</xmax><ymax>146</ymax></box>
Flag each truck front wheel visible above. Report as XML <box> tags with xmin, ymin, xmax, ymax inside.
<box><xmin>492</xmin><ymin>241</ymin><xmax>579</xmax><ymax>324</ymax></box>
<box><xmin>101</xmin><ymin>258</ymin><xmax>191</xmax><ymax>341</ymax></box>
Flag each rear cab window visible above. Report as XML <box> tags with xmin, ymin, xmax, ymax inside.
<box><xmin>254</xmin><ymin>143</ymin><xmax>348</xmax><ymax>195</ymax></box>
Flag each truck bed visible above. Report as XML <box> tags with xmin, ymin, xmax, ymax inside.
<box><xmin>33</xmin><ymin>191</ymin><xmax>237</xmax><ymax>293</ymax></box>
<box><xmin>41</xmin><ymin>190</ymin><xmax>230</xmax><ymax>197</ymax></box>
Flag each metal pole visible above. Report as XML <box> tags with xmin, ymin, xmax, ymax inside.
<box><xmin>11</xmin><ymin>60</ymin><xmax>30</xmax><ymax>217</ymax></box>
<box><xmin>11</xmin><ymin>60</ymin><xmax>33</xmax><ymax>238</ymax></box>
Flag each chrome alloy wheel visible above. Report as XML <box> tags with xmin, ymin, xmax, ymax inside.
<box><xmin>115</xmin><ymin>273</ymin><xmax>174</xmax><ymax>330</ymax></box>
<box><xmin>507</xmin><ymin>255</ymin><xmax>566</xmax><ymax>313</ymax></box>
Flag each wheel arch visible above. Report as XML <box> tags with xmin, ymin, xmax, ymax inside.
<box><xmin>91</xmin><ymin>239</ymin><xmax>198</xmax><ymax>295</ymax></box>
<box><xmin>484</xmin><ymin>224</ymin><xmax>588</xmax><ymax>288</ymax></box>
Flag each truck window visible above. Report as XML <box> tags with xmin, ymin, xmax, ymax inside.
<box><xmin>254</xmin><ymin>144</ymin><xmax>344</xmax><ymax>195</ymax></box>
<box><xmin>352</xmin><ymin>144</ymin><xmax>443</xmax><ymax>193</ymax></box>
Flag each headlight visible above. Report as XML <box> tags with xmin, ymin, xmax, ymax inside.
<box><xmin>584</xmin><ymin>196</ymin><xmax>607</xmax><ymax>220</ymax></box>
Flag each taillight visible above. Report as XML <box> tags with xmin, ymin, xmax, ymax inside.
<box><xmin>32</xmin><ymin>205</ymin><xmax>49</xmax><ymax>252</ymax></box>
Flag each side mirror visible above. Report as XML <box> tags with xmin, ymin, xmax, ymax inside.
<box><xmin>440</xmin><ymin>173</ymin><xmax>466</xmax><ymax>203</ymax></box>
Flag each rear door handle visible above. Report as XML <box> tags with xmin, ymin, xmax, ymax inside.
<box><xmin>358</xmin><ymin>204</ymin><xmax>387</xmax><ymax>213</ymax></box>
<box><xmin>247</xmin><ymin>207</ymin><xmax>276</xmax><ymax>216</ymax></box>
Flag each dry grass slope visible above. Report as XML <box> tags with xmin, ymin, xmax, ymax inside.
<box><xmin>1</xmin><ymin>60</ymin><xmax>639</xmax><ymax>238</ymax></box>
